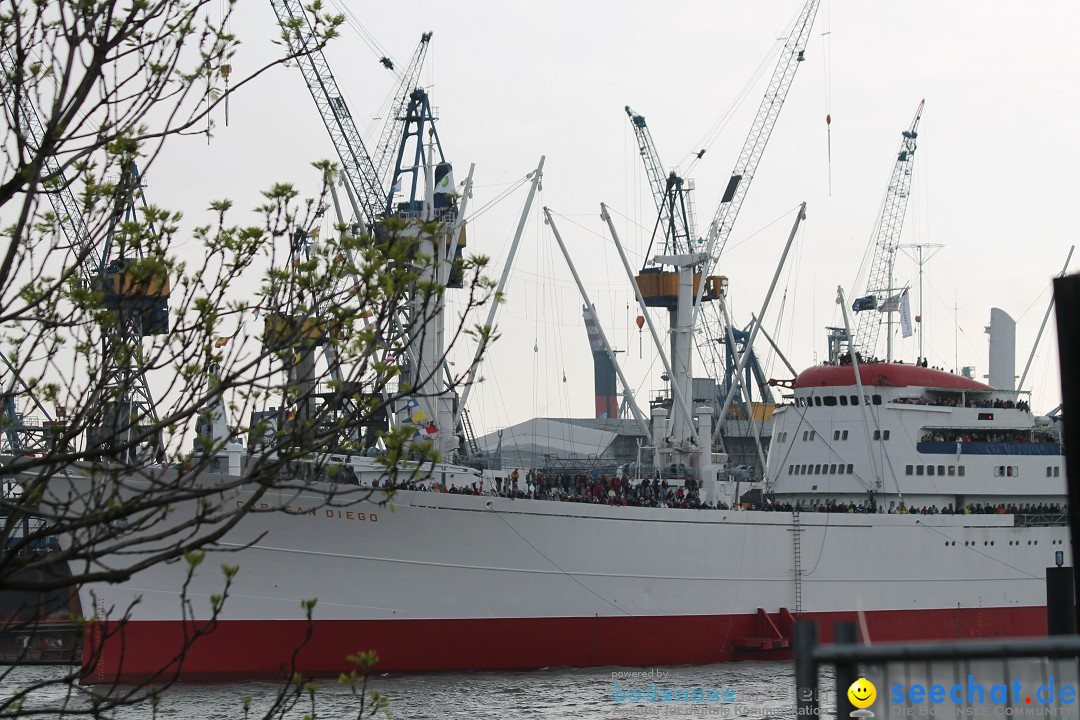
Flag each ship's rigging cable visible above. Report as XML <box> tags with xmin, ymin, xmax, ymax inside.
<box><xmin>324</xmin><ymin>0</ymin><xmax>400</xmax><ymax>80</ymax></box>
<box><xmin>678</xmin><ymin>8</ymin><xmax>797</xmax><ymax>175</ymax></box>
<box><xmin>311</xmin><ymin>2</ymin><xmax>403</xmax><ymax>145</ymax></box>
<box><xmin>766</xmin><ymin>288</ymin><xmax>789</xmax><ymax>380</ymax></box>
<box><xmin>912</xmin><ymin>521</ymin><xmax>1042</xmax><ymax>579</ymax></box>
<box><xmin>318</xmin><ymin>1</ymin><xmax>440</xmax><ymax>158</ymax></box>
<box><xmin>1015</xmin><ymin>283</ymin><xmax>1054</xmax><ymax>323</ymax></box>
<box><xmin>719</xmin><ymin>203</ymin><xmax>807</xmax><ymax>260</ymax></box>
<box><xmin>568</xmin><ymin>206</ymin><xmax>649</xmax><ymax>266</ymax></box>
<box><xmin>456</xmin><ymin>176</ymin><xmax>549</xmax><ymax>447</ymax></box>
<box><xmin>715</xmin><ymin>502</ymin><xmax>752</xmax><ymax>654</ymax></box>
<box><xmin>484</xmin><ymin>503</ymin><xmax>632</xmax><ymax>615</ymax></box>
<box><xmin>532</xmin><ymin>239</ymin><xmax>540</xmax><ymax>452</ymax></box>
<box><xmin>787</xmin><ymin>227</ymin><xmax>807</xmax><ymax>364</ymax></box>
<box><xmin>772</xmin><ymin>404</ymin><xmax>876</xmax><ymax>497</ymax></box>
<box><xmin>927</xmin><ymin>276</ymin><xmax>981</xmax><ymax>362</ymax></box>
<box><xmin>820</xmin><ymin>0</ymin><xmax>832</xmax><ymax>195</ymax></box>
<box><xmin>874</xmin><ymin>417</ymin><xmax>904</xmax><ymax>499</ymax></box>
<box><xmin>542</xmin><ymin>215</ymin><xmax>575</xmax><ymax>422</ymax></box>
<box><xmin>467</xmin><ymin>174</ymin><xmax>531</xmax><ymax>222</ymax></box>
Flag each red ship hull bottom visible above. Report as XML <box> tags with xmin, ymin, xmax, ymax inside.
<box><xmin>84</xmin><ymin>606</ymin><xmax>1046</xmax><ymax>684</ymax></box>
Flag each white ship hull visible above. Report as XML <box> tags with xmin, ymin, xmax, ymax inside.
<box><xmin>71</xmin><ymin>473</ymin><xmax>1068</xmax><ymax>682</ymax></box>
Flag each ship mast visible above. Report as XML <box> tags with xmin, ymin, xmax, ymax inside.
<box><xmin>898</xmin><ymin>242</ymin><xmax>943</xmax><ymax>363</ymax></box>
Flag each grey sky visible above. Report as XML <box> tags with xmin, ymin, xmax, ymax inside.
<box><xmin>151</xmin><ymin>0</ymin><xmax>1079</xmax><ymax>434</ymax></box>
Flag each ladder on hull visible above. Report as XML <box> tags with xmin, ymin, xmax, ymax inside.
<box><xmin>792</xmin><ymin>509</ymin><xmax>804</xmax><ymax>615</ymax></box>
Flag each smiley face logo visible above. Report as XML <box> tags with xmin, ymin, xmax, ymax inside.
<box><xmin>848</xmin><ymin>677</ymin><xmax>877</xmax><ymax>709</ymax></box>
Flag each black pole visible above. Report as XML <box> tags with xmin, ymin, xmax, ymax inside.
<box><xmin>835</xmin><ymin>621</ymin><xmax>859</xmax><ymax>719</ymax></box>
<box><xmin>1053</xmin><ymin>274</ymin><xmax>1080</xmax><ymax>631</ymax></box>
<box><xmin>1047</xmin><ymin>566</ymin><xmax>1076</xmax><ymax>635</ymax></box>
<box><xmin>794</xmin><ymin>620</ymin><xmax>819</xmax><ymax>719</ymax></box>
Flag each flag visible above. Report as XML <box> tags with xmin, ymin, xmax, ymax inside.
<box><xmin>851</xmin><ymin>295</ymin><xmax>877</xmax><ymax>312</ymax></box>
<box><xmin>434</xmin><ymin>162</ymin><xmax>455</xmax><ymax>196</ymax></box>
<box><xmin>397</xmin><ymin>398</ymin><xmax>436</xmax><ymax>437</ymax></box>
<box><xmin>899</xmin><ymin>289</ymin><xmax>913</xmax><ymax>338</ymax></box>
<box><xmin>391</xmin><ymin>176</ymin><xmax>402</xmax><ymax>194</ymax></box>
<box><xmin>878</xmin><ymin>292</ymin><xmax>902</xmax><ymax>313</ymax></box>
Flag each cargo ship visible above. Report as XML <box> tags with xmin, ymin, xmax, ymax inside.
<box><xmin>3</xmin><ymin>0</ymin><xmax>1069</xmax><ymax>686</ymax></box>
<box><xmin>51</xmin><ymin>355</ymin><xmax>1066</xmax><ymax>683</ymax></box>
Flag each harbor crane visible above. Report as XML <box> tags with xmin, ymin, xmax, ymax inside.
<box><xmin>625</xmin><ymin>105</ymin><xmax>770</xmax><ymax>466</ymax></box>
<box><xmin>621</xmin><ymin>0</ymin><xmax>819</xmax><ymax>466</ymax></box>
<box><xmin>371</xmin><ymin>32</ymin><xmax>432</xmax><ymax>192</ymax></box>
<box><xmin>851</xmin><ymin>100</ymin><xmax>925</xmax><ymax>361</ymax></box>
<box><xmin>699</xmin><ymin>0</ymin><xmax>820</xmax><ymax>270</ymax></box>
<box><xmin>0</xmin><ymin>352</ymin><xmax>56</xmax><ymax>455</ymax></box>
<box><xmin>625</xmin><ymin>106</ymin><xmax>697</xmax><ymax>258</ymax></box>
<box><xmin>268</xmin><ymin>0</ymin><xmax>385</xmax><ymax>230</ymax></box>
<box><xmin>695</xmin><ymin>0</ymin><xmax>820</xmax><ymax>458</ymax></box>
<box><xmin>625</xmin><ymin>106</ymin><xmax>775</xmax><ymax>407</ymax></box>
<box><xmin>0</xmin><ymin>47</ymin><xmax>169</xmax><ymax>460</ymax></box>
<box><xmin>270</xmin><ymin>5</ymin><xmax>481</xmax><ymax>459</ymax></box>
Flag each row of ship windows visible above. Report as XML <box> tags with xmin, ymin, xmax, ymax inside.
<box><xmin>913</xmin><ymin>465</ymin><xmax>1060</xmax><ymax>478</ymax></box>
<box><xmin>778</xmin><ymin>429</ymin><xmax>892</xmax><ymax>443</ymax></box>
<box><xmin>790</xmin><ymin>464</ymin><xmax>1059</xmax><ymax>481</ymax></box>
<box><xmin>795</xmin><ymin>394</ymin><xmax>883</xmax><ymax>408</ymax></box>
<box><xmin>946</xmin><ymin>540</ymin><xmax>1066</xmax><ymax>547</ymax></box>
<box><xmin>905</xmin><ymin>464</ymin><xmax>967</xmax><ymax>477</ymax></box>
<box><xmin>788</xmin><ymin>463</ymin><xmax>856</xmax><ymax>476</ymax></box>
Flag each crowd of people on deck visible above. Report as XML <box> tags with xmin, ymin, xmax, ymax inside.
<box><xmin>757</xmin><ymin>499</ymin><xmax>1066</xmax><ymax>515</ymax></box>
<box><xmin>892</xmin><ymin>396</ymin><xmax>1031</xmax><ymax>411</ymax></box>
<box><xmin>833</xmin><ymin>355</ymin><xmax>944</xmax><ymax>369</ymax></box>
<box><xmin>446</xmin><ymin>472</ymin><xmax>729</xmax><ymax>509</ymax></box>
<box><xmin>371</xmin><ymin>473</ymin><xmax>1066</xmax><ymax>518</ymax></box>
<box><xmin>919</xmin><ymin>429</ymin><xmax>1058</xmax><ymax>445</ymax></box>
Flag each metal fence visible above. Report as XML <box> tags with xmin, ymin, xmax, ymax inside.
<box><xmin>796</xmin><ymin>621</ymin><xmax>1080</xmax><ymax>719</ymax></box>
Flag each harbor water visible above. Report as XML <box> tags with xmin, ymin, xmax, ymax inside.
<box><xmin>2</xmin><ymin>661</ymin><xmax>825</xmax><ymax>719</ymax></box>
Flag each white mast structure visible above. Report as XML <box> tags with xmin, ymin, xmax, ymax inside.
<box><xmin>898</xmin><ymin>242</ymin><xmax>943</xmax><ymax>363</ymax></box>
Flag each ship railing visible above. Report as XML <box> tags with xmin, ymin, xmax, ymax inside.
<box><xmin>794</xmin><ymin>620</ymin><xmax>1080</xmax><ymax>719</ymax></box>
<box><xmin>1016</xmin><ymin>513</ymin><xmax>1069</xmax><ymax>527</ymax></box>
<box><xmin>0</xmin><ymin>619</ymin><xmax>82</xmax><ymax>666</ymax></box>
